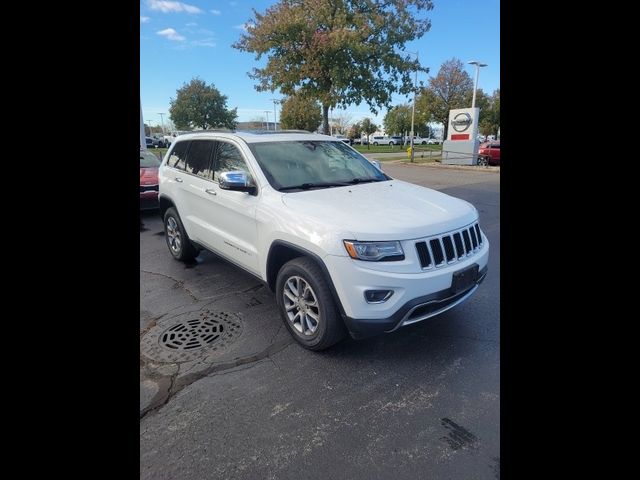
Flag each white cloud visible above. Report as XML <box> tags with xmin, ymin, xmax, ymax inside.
<box><xmin>234</xmin><ymin>22</ymin><xmax>254</xmax><ymax>31</ymax></box>
<box><xmin>210</xmin><ymin>9</ymin><xmax>221</xmax><ymax>15</ymax></box>
<box><xmin>192</xmin><ymin>39</ymin><xmax>216</xmax><ymax>47</ymax></box>
<box><xmin>140</xmin><ymin>16</ymin><xmax>150</xmax><ymax>23</ymax></box>
<box><xmin>147</xmin><ymin>0</ymin><xmax>203</xmax><ymax>14</ymax></box>
<box><xmin>156</xmin><ymin>28</ymin><xmax>185</xmax><ymax>41</ymax></box>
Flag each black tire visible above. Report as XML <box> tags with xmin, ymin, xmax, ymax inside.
<box><xmin>276</xmin><ymin>257</ymin><xmax>347</xmax><ymax>351</ymax></box>
<box><xmin>389</xmin><ymin>142</ymin><xmax>395</xmax><ymax>146</ymax></box>
<box><xmin>373</xmin><ymin>142</ymin><xmax>378</xmax><ymax>146</ymax></box>
<box><xmin>477</xmin><ymin>156</ymin><xmax>488</xmax><ymax>166</ymax></box>
<box><xmin>163</xmin><ymin>207</ymin><xmax>198</xmax><ymax>262</ymax></box>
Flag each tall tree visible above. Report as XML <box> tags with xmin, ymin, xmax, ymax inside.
<box><xmin>478</xmin><ymin>89</ymin><xmax>500</xmax><ymax>138</ymax></box>
<box><xmin>169</xmin><ymin>78</ymin><xmax>238</xmax><ymax>130</ymax></box>
<box><xmin>279</xmin><ymin>94</ymin><xmax>323</xmax><ymax>132</ymax></box>
<box><xmin>233</xmin><ymin>0</ymin><xmax>433</xmax><ymax>134</ymax></box>
<box><xmin>360</xmin><ymin>117</ymin><xmax>378</xmax><ymax>150</ymax></box>
<box><xmin>383</xmin><ymin>104</ymin><xmax>413</xmax><ymax>136</ymax></box>
<box><xmin>330</xmin><ymin>112</ymin><xmax>353</xmax><ymax>135</ymax></box>
<box><xmin>415</xmin><ymin>58</ymin><xmax>473</xmax><ymax>140</ymax></box>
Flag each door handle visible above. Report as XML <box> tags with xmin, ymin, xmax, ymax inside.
<box><xmin>205</xmin><ymin>189</ymin><xmax>217</xmax><ymax>196</ymax></box>
<box><xmin>175</xmin><ymin>177</ymin><xmax>183</xmax><ymax>183</ymax></box>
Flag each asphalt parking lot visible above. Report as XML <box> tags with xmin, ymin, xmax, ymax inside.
<box><xmin>140</xmin><ymin>163</ymin><xmax>500</xmax><ymax>480</ymax></box>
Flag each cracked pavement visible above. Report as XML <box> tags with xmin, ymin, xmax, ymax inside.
<box><xmin>140</xmin><ymin>164</ymin><xmax>500</xmax><ymax>479</ymax></box>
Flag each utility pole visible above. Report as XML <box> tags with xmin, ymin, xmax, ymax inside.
<box><xmin>140</xmin><ymin>98</ymin><xmax>146</xmax><ymax>150</ymax></box>
<box><xmin>270</xmin><ymin>99</ymin><xmax>279</xmax><ymax>130</ymax></box>
<box><xmin>265</xmin><ymin>111</ymin><xmax>270</xmax><ymax>130</ymax></box>
<box><xmin>158</xmin><ymin>113</ymin><xmax>166</xmax><ymax>134</ymax></box>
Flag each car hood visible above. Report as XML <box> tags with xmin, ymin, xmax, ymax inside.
<box><xmin>140</xmin><ymin>167</ymin><xmax>158</xmax><ymax>185</ymax></box>
<box><xmin>280</xmin><ymin>179</ymin><xmax>478</xmax><ymax>240</ymax></box>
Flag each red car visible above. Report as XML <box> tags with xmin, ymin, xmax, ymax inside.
<box><xmin>140</xmin><ymin>150</ymin><xmax>161</xmax><ymax>210</ymax></box>
<box><xmin>478</xmin><ymin>141</ymin><xmax>500</xmax><ymax>166</ymax></box>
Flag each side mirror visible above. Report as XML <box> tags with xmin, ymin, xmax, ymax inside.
<box><xmin>219</xmin><ymin>171</ymin><xmax>257</xmax><ymax>194</ymax></box>
<box><xmin>370</xmin><ymin>160</ymin><xmax>383</xmax><ymax>171</ymax></box>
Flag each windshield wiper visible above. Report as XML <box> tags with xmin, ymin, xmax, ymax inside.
<box><xmin>279</xmin><ymin>182</ymin><xmax>350</xmax><ymax>191</ymax></box>
<box><xmin>348</xmin><ymin>178</ymin><xmax>381</xmax><ymax>184</ymax></box>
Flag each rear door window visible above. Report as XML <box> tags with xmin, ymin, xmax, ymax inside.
<box><xmin>168</xmin><ymin>141</ymin><xmax>190</xmax><ymax>170</ymax></box>
<box><xmin>184</xmin><ymin>140</ymin><xmax>215</xmax><ymax>179</ymax></box>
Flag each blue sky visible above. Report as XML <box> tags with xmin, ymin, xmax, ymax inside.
<box><xmin>140</xmin><ymin>0</ymin><xmax>499</xmax><ymax>129</ymax></box>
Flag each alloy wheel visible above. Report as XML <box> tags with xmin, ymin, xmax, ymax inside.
<box><xmin>282</xmin><ymin>276</ymin><xmax>320</xmax><ymax>336</ymax></box>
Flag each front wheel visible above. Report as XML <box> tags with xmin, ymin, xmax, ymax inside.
<box><xmin>477</xmin><ymin>156</ymin><xmax>488</xmax><ymax>166</ymax></box>
<box><xmin>276</xmin><ymin>257</ymin><xmax>347</xmax><ymax>351</ymax></box>
<box><xmin>373</xmin><ymin>142</ymin><xmax>378</xmax><ymax>146</ymax></box>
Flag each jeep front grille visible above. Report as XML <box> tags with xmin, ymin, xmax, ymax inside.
<box><xmin>415</xmin><ymin>222</ymin><xmax>484</xmax><ymax>269</ymax></box>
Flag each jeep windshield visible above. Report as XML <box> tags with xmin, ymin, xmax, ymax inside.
<box><xmin>247</xmin><ymin>141</ymin><xmax>389</xmax><ymax>192</ymax></box>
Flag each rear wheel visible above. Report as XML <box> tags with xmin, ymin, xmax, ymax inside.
<box><xmin>163</xmin><ymin>207</ymin><xmax>198</xmax><ymax>261</ymax></box>
<box><xmin>276</xmin><ymin>257</ymin><xmax>347</xmax><ymax>351</ymax></box>
<box><xmin>373</xmin><ymin>142</ymin><xmax>378</xmax><ymax>146</ymax></box>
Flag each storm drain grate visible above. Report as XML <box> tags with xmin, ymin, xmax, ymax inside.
<box><xmin>141</xmin><ymin>310</ymin><xmax>243</xmax><ymax>363</ymax></box>
<box><xmin>160</xmin><ymin>318</ymin><xmax>224</xmax><ymax>351</ymax></box>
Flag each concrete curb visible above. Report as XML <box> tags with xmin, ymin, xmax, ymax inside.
<box><xmin>381</xmin><ymin>159</ymin><xmax>500</xmax><ymax>173</ymax></box>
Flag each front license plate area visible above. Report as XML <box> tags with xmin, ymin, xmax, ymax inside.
<box><xmin>451</xmin><ymin>264</ymin><xmax>479</xmax><ymax>294</ymax></box>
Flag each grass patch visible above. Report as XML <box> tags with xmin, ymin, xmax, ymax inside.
<box><xmin>352</xmin><ymin>144</ymin><xmax>441</xmax><ymax>154</ymax></box>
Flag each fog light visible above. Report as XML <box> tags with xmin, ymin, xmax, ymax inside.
<box><xmin>364</xmin><ymin>290</ymin><xmax>394</xmax><ymax>303</ymax></box>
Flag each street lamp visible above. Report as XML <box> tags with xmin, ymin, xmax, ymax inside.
<box><xmin>158</xmin><ymin>113</ymin><xmax>166</xmax><ymax>135</ymax></box>
<box><xmin>467</xmin><ymin>61</ymin><xmax>488</xmax><ymax>109</ymax></box>
<box><xmin>407</xmin><ymin>51</ymin><xmax>419</xmax><ymax>163</ymax></box>
<box><xmin>270</xmin><ymin>99</ymin><xmax>279</xmax><ymax>131</ymax></box>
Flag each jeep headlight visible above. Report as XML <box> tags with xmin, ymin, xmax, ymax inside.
<box><xmin>343</xmin><ymin>240</ymin><xmax>404</xmax><ymax>261</ymax></box>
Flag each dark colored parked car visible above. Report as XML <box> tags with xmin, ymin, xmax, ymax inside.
<box><xmin>478</xmin><ymin>141</ymin><xmax>500</xmax><ymax>166</ymax></box>
<box><xmin>140</xmin><ymin>150</ymin><xmax>161</xmax><ymax>210</ymax></box>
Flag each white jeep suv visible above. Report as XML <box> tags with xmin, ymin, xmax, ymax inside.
<box><xmin>158</xmin><ymin>131</ymin><xmax>489</xmax><ymax>350</ymax></box>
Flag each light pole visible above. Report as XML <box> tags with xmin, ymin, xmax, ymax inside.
<box><xmin>468</xmin><ymin>61</ymin><xmax>487</xmax><ymax>109</ymax></box>
<box><xmin>265</xmin><ymin>111</ymin><xmax>270</xmax><ymax>130</ymax></box>
<box><xmin>408</xmin><ymin>51</ymin><xmax>419</xmax><ymax>163</ymax></box>
<box><xmin>158</xmin><ymin>113</ymin><xmax>166</xmax><ymax>134</ymax></box>
<box><xmin>270</xmin><ymin>99</ymin><xmax>279</xmax><ymax>130</ymax></box>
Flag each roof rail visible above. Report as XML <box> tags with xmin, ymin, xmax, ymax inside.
<box><xmin>235</xmin><ymin>129</ymin><xmax>312</xmax><ymax>135</ymax></box>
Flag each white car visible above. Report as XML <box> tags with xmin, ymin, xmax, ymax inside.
<box><xmin>370</xmin><ymin>135</ymin><xmax>403</xmax><ymax>146</ymax></box>
<box><xmin>158</xmin><ymin>131</ymin><xmax>489</xmax><ymax>350</ymax></box>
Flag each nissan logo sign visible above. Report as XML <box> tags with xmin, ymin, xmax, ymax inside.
<box><xmin>451</xmin><ymin>112</ymin><xmax>472</xmax><ymax>132</ymax></box>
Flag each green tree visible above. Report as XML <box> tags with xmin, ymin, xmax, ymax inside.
<box><xmin>233</xmin><ymin>0</ymin><xmax>434</xmax><ymax>135</ymax></box>
<box><xmin>348</xmin><ymin>121</ymin><xmax>362</xmax><ymax>141</ymax></box>
<box><xmin>484</xmin><ymin>89</ymin><xmax>500</xmax><ymax>138</ymax></box>
<box><xmin>415</xmin><ymin>58</ymin><xmax>473</xmax><ymax>141</ymax></box>
<box><xmin>169</xmin><ymin>78</ymin><xmax>238</xmax><ymax>130</ymax></box>
<box><xmin>279</xmin><ymin>94</ymin><xmax>323</xmax><ymax>132</ymax></box>
<box><xmin>383</xmin><ymin>104</ymin><xmax>412</xmax><ymax>137</ymax></box>
<box><xmin>360</xmin><ymin>118</ymin><xmax>378</xmax><ymax>150</ymax></box>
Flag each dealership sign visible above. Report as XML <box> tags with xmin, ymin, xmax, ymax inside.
<box><xmin>442</xmin><ymin>107</ymin><xmax>480</xmax><ymax>165</ymax></box>
<box><xmin>447</xmin><ymin>109</ymin><xmax>477</xmax><ymax>140</ymax></box>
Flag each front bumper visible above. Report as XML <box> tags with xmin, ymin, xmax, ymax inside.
<box><xmin>343</xmin><ymin>265</ymin><xmax>487</xmax><ymax>339</ymax></box>
<box><xmin>323</xmin><ymin>238</ymin><xmax>489</xmax><ymax>339</ymax></box>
